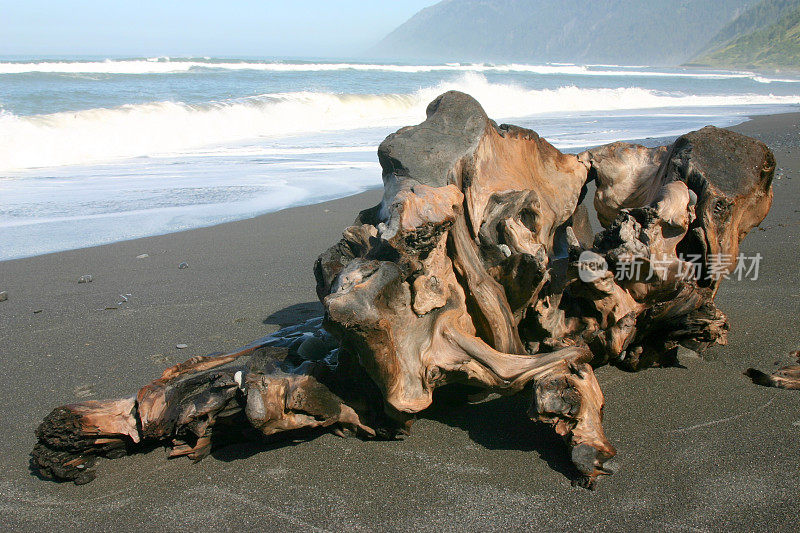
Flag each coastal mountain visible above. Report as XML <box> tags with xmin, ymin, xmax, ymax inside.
<box><xmin>691</xmin><ymin>0</ymin><xmax>800</xmax><ymax>69</ymax></box>
<box><xmin>697</xmin><ymin>0</ymin><xmax>800</xmax><ymax>55</ymax></box>
<box><xmin>371</xmin><ymin>0</ymin><xmax>757</xmax><ymax>66</ymax></box>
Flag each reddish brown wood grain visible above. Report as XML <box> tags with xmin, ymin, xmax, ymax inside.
<box><xmin>32</xmin><ymin>91</ymin><xmax>776</xmax><ymax>489</ymax></box>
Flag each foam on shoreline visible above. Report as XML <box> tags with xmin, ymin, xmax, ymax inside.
<box><xmin>2</xmin><ymin>73</ymin><xmax>799</xmax><ymax>170</ymax></box>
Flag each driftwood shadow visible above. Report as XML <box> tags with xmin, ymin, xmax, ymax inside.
<box><xmin>207</xmin><ymin>387</ymin><xmax>580</xmax><ymax>483</ymax></box>
<box><xmin>258</xmin><ymin>303</ymin><xmax>580</xmax><ymax>483</ymax></box>
<box><xmin>210</xmin><ymin>429</ymin><xmax>329</xmax><ymax>463</ymax></box>
<box><xmin>262</xmin><ymin>302</ymin><xmax>323</xmax><ymax>328</ymax></box>
<box><xmin>422</xmin><ymin>387</ymin><xmax>581</xmax><ymax>483</ymax></box>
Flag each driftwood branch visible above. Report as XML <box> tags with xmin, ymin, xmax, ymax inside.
<box><xmin>32</xmin><ymin>91</ymin><xmax>776</xmax><ymax>488</ymax></box>
<box><xmin>746</xmin><ymin>351</ymin><xmax>800</xmax><ymax>390</ymax></box>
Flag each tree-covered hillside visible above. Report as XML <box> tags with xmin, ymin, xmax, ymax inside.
<box><xmin>692</xmin><ymin>0</ymin><xmax>800</xmax><ymax>69</ymax></box>
<box><xmin>699</xmin><ymin>0</ymin><xmax>800</xmax><ymax>54</ymax></box>
<box><xmin>371</xmin><ymin>0</ymin><xmax>756</xmax><ymax>65</ymax></box>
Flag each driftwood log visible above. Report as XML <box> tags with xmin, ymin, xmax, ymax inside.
<box><xmin>746</xmin><ymin>351</ymin><xmax>800</xmax><ymax>390</ymax></box>
<box><xmin>32</xmin><ymin>91</ymin><xmax>776</xmax><ymax>488</ymax></box>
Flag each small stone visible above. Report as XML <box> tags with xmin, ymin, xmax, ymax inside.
<box><xmin>78</xmin><ymin>274</ymin><xmax>93</xmax><ymax>283</ymax></box>
<box><xmin>136</xmin><ymin>253</ymin><xmax>149</xmax><ymax>259</ymax></box>
<box><xmin>176</xmin><ymin>343</ymin><xmax>188</xmax><ymax>349</ymax></box>
<box><xmin>33</xmin><ymin>309</ymin><xmax>42</xmax><ymax>314</ymax></box>
<box><xmin>0</xmin><ymin>291</ymin><xmax>7</xmax><ymax>302</ymax></box>
<box><xmin>178</xmin><ymin>262</ymin><xmax>189</xmax><ymax>269</ymax></box>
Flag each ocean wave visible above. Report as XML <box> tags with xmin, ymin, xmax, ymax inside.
<box><xmin>0</xmin><ymin>58</ymin><xmax>797</xmax><ymax>83</ymax></box>
<box><xmin>1</xmin><ymin>73</ymin><xmax>798</xmax><ymax>171</ymax></box>
<box><xmin>751</xmin><ymin>75</ymin><xmax>800</xmax><ymax>84</ymax></box>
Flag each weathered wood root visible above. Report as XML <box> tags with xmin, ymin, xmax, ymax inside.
<box><xmin>531</xmin><ymin>360</ymin><xmax>614</xmax><ymax>488</ymax></box>
<box><xmin>33</xmin><ymin>90</ymin><xmax>776</xmax><ymax>489</ymax></box>
<box><xmin>32</xmin><ymin>328</ymin><xmax>389</xmax><ymax>484</ymax></box>
<box><xmin>32</xmin><ymin>398</ymin><xmax>139</xmax><ymax>484</ymax></box>
<box><xmin>745</xmin><ymin>351</ymin><xmax>800</xmax><ymax>390</ymax></box>
<box><xmin>32</xmin><ymin>321</ymin><xmax>610</xmax><ymax>485</ymax></box>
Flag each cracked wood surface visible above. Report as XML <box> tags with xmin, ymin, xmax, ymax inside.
<box><xmin>32</xmin><ymin>91</ymin><xmax>777</xmax><ymax>489</ymax></box>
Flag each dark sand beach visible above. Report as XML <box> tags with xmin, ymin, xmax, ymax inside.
<box><xmin>1</xmin><ymin>114</ymin><xmax>799</xmax><ymax>531</ymax></box>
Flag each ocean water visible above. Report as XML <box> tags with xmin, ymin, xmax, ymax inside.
<box><xmin>1</xmin><ymin>57</ymin><xmax>799</xmax><ymax>261</ymax></box>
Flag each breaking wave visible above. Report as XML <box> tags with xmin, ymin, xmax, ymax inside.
<box><xmin>1</xmin><ymin>73</ymin><xmax>799</xmax><ymax>170</ymax></box>
<box><xmin>0</xmin><ymin>58</ymin><xmax>797</xmax><ymax>83</ymax></box>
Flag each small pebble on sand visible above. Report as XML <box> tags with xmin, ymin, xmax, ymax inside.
<box><xmin>176</xmin><ymin>343</ymin><xmax>188</xmax><ymax>349</ymax></box>
<box><xmin>178</xmin><ymin>262</ymin><xmax>189</xmax><ymax>269</ymax></box>
<box><xmin>78</xmin><ymin>275</ymin><xmax>93</xmax><ymax>283</ymax></box>
<box><xmin>136</xmin><ymin>253</ymin><xmax>149</xmax><ymax>259</ymax></box>
<box><xmin>0</xmin><ymin>291</ymin><xmax>7</xmax><ymax>302</ymax></box>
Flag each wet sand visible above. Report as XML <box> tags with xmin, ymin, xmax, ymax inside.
<box><xmin>1</xmin><ymin>114</ymin><xmax>799</xmax><ymax>531</ymax></box>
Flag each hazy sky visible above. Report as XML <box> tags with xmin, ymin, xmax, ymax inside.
<box><xmin>0</xmin><ymin>1</ymin><xmax>439</xmax><ymax>57</ymax></box>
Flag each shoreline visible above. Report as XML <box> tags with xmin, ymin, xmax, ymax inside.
<box><xmin>2</xmin><ymin>111</ymin><xmax>792</xmax><ymax>265</ymax></box>
<box><xmin>1</xmin><ymin>111</ymin><xmax>799</xmax><ymax>530</ymax></box>
<box><xmin>0</xmin><ymin>185</ymin><xmax>386</xmax><ymax>264</ymax></box>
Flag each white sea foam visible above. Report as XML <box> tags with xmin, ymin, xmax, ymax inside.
<box><xmin>0</xmin><ymin>58</ymin><xmax>797</xmax><ymax>83</ymax></box>
<box><xmin>751</xmin><ymin>75</ymin><xmax>800</xmax><ymax>84</ymax></box>
<box><xmin>1</xmin><ymin>73</ymin><xmax>798</xmax><ymax>171</ymax></box>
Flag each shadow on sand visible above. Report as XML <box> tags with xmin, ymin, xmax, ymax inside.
<box><xmin>262</xmin><ymin>301</ymin><xmax>323</xmax><ymax>328</ymax></box>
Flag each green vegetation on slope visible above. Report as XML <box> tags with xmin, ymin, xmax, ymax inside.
<box><xmin>695</xmin><ymin>5</ymin><xmax>800</xmax><ymax>69</ymax></box>
<box><xmin>371</xmin><ymin>0</ymin><xmax>756</xmax><ymax>66</ymax></box>
<box><xmin>699</xmin><ymin>0</ymin><xmax>800</xmax><ymax>55</ymax></box>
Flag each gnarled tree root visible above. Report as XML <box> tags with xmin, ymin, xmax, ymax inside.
<box><xmin>32</xmin><ymin>323</ymin><xmax>388</xmax><ymax>484</ymax></box>
<box><xmin>32</xmin><ymin>91</ymin><xmax>777</xmax><ymax>489</ymax></box>
<box><xmin>32</xmin><ymin>322</ymin><xmax>610</xmax><ymax>486</ymax></box>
